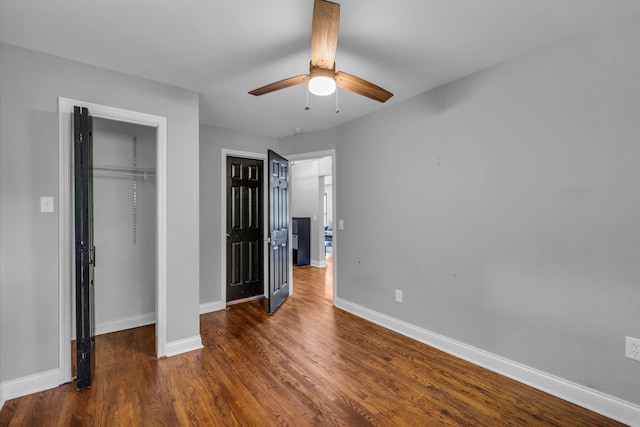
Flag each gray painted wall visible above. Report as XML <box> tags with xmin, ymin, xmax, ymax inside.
<box><xmin>280</xmin><ymin>128</ymin><xmax>337</xmax><ymax>156</ymax></box>
<box><xmin>93</xmin><ymin>118</ymin><xmax>156</xmax><ymax>327</ymax></box>
<box><xmin>0</xmin><ymin>43</ymin><xmax>200</xmax><ymax>382</ymax></box>
<box><xmin>333</xmin><ymin>12</ymin><xmax>640</xmax><ymax>405</ymax></box>
<box><xmin>199</xmin><ymin>124</ymin><xmax>279</xmax><ymax>305</ymax></box>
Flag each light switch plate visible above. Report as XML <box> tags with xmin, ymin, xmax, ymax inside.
<box><xmin>395</xmin><ymin>289</ymin><xmax>403</xmax><ymax>303</ymax></box>
<box><xmin>40</xmin><ymin>196</ymin><xmax>54</xmax><ymax>213</ymax></box>
<box><xmin>338</xmin><ymin>219</ymin><xmax>344</xmax><ymax>230</ymax></box>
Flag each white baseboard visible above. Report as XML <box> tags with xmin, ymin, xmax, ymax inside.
<box><xmin>164</xmin><ymin>335</ymin><xmax>204</xmax><ymax>358</ymax></box>
<box><xmin>0</xmin><ymin>333</ymin><xmax>203</xmax><ymax>409</ymax></box>
<box><xmin>200</xmin><ymin>300</ymin><xmax>225</xmax><ymax>314</ymax></box>
<box><xmin>0</xmin><ymin>369</ymin><xmax>60</xmax><ymax>406</ymax></box>
<box><xmin>71</xmin><ymin>312</ymin><xmax>156</xmax><ymax>338</ymax></box>
<box><xmin>311</xmin><ymin>259</ymin><xmax>327</xmax><ymax>268</ymax></box>
<box><xmin>334</xmin><ymin>297</ymin><xmax>640</xmax><ymax>427</ymax></box>
<box><xmin>96</xmin><ymin>312</ymin><xmax>156</xmax><ymax>336</ymax></box>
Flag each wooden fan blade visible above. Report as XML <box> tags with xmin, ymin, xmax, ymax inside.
<box><xmin>335</xmin><ymin>72</ymin><xmax>393</xmax><ymax>103</ymax></box>
<box><xmin>249</xmin><ymin>74</ymin><xmax>310</xmax><ymax>96</ymax></box>
<box><xmin>310</xmin><ymin>0</ymin><xmax>340</xmax><ymax>69</ymax></box>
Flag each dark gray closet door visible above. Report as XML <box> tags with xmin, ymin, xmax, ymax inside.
<box><xmin>74</xmin><ymin>105</ymin><xmax>96</xmax><ymax>390</ymax></box>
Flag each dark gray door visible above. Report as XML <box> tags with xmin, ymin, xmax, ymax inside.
<box><xmin>267</xmin><ymin>150</ymin><xmax>290</xmax><ymax>314</ymax></box>
<box><xmin>74</xmin><ymin>106</ymin><xmax>96</xmax><ymax>390</ymax></box>
<box><xmin>226</xmin><ymin>156</ymin><xmax>264</xmax><ymax>302</ymax></box>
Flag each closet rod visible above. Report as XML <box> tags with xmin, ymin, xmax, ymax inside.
<box><xmin>92</xmin><ymin>165</ymin><xmax>156</xmax><ymax>179</ymax></box>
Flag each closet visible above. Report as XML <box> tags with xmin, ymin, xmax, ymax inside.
<box><xmin>91</xmin><ymin>117</ymin><xmax>157</xmax><ymax>334</ymax></box>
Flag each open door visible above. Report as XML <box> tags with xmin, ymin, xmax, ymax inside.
<box><xmin>74</xmin><ymin>106</ymin><xmax>96</xmax><ymax>390</ymax></box>
<box><xmin>267</xmin><ymin>150</ymin><xmax>290</xmax><ymax>314</ymax></box>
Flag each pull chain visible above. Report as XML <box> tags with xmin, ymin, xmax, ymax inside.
<box><xmin>335</xmin><ymin>88</ymin><xmax>339</xmax><ymax>114</ymax></box>
<box><xmin>305</xmin><ymin>84</ymin><xmax>310</xmax><ymax>110</ymax></box>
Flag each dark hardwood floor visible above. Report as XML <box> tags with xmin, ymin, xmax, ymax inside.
<box><xmin>0</xmin><ymin>255</ymin><xmax>625</xmax><ymax>426</ymax></box>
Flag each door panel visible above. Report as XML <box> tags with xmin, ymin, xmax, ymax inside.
<box><xmin>74</xmin><ymin>106</ymin><xmax>96</xmax><ymax>390</ymax></box>
<box><xmin>268</xmin><ymin>150</ymin><xmax>290</xmax><ymax>314</ymax></box>
<box><xmin>226</xmin><ymin>157</ymin><xmax>264</xmax><ymax>302</ymax></box>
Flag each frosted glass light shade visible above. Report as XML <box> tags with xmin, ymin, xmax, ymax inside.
<box><xmin>308</xmin><ymin>76</ymin><xmax>336</xmax><ymax>96</ymax></box>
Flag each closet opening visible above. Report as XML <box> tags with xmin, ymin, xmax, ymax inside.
<box><xmin>59</xmin><ymin>97</ymin><xmax>168</xmax><ymax>385</ymax></box>
<box><xmin>71</xmin><ymin>117</ymin><xmax>158</xmax><ymax>378</ymax></box>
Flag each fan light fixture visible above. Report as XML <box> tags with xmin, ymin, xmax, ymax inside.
<box><xmin>308</xmin><ymin>66</ymin><xmax>336</xmax><ymax>96</ymax></box>
<box><xmin>309</xmin><ymin>76</ymin><xmax>336</xmax><ymax>96</ymax></box>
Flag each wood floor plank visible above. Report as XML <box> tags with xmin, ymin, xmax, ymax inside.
<box><xmin>0</xmin><ymin>254</ymin><xmax>626</xmax><ymax>426</ymax></box>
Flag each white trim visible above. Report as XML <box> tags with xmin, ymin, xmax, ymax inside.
<box><xmin>311</xmin><ymin>259</ymin><xmax>327</xmax><ymax>268</ymax></box>
<box><xmin>200</xmin><ymin>301</ymin><xmax>225</xmax><ymax>314</ymax></box>
<box><xmin>335</xmin><ymin>297</ymin><xmax>640</xmax><ymax>427</ymax></box>
<box><xmin>0</xmin><ymin>383</ymin><xmax>4</xmax><ymax>410</ymax></box>
<box><xmin>58</xmin><ymin>98</ymin><xmax>72</xmax><ymax>384</ymax></box>
<box><xmin>164</xmin><ymin>336</ymin><xmax>204</xmax><ymax>357</ymax></box>
<box><xmin>72</xmin><ymin>313</ymin><xmax>156</xmax><ymax>337</ymax></box>
<box><xmin>1</xmin><ymin>369</ymin><xmax>60</xmax><ymax>403</ymax></box>
<box><xmin>95</xmin><ymin>313</ymin><xmax>156</xmax><ymax>336</ymax></box>
<box><xmin>58</xmin><ymin>97</ymin><xmax>169</xmax><ymax>387</ymax></box>
<box><xmin>155</xmin><ymin>113</ymin><xmax>168</xmax><ymax>358</ymax></box>
<box><xmin>220</xmin><ymin>149</ymin><xmax>269</xmax><ymax>307</ymax></box>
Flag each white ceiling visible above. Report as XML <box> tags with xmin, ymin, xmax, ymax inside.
<box><xmin>2</xmin><ymin>0</ymin><xmax>640</xmax><ymax>137</ymax></box>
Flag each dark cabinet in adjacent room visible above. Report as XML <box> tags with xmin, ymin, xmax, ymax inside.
<box><xmin>292</xmin><ymin>217</ymin><xmax>311</xmax><ymax>266</ymax></box>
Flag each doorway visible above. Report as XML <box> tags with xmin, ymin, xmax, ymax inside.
<box><xmin>288</xmin><ymin>150</ymin><xmax>336</xmax><ymax>303</ymax></box>
<box><xmin>290</xmin><ymin>154</ymin><xmax>334</xmax><ymax>267</ymax></box>
<box><xmin>226</xmin><ymin>156</ymin><xmax>264</xmax><ymax>303</ymax></box>
<box><xmin>58</xmin><ymin>98</ymin><xmax>168</xmax><ymax>385</ymax></box>
<box><xmin>220</xmin><ymin>150</ymin><xmax>268</xmax><ymax>305</ymax></box>
<box><xmin>91</xmin><ymin>118</ymin><xmax>157</xmax><ymax>329</ymax></box>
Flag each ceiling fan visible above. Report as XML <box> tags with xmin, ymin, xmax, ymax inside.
<box><xmin>248</xmin><ymin>0</ymin><xmax>393</xmax><ymax>103</ymax></box>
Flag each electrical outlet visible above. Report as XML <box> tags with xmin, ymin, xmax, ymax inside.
<box><xmin>395</xmin><ymin>289</ymin><xmax>403</xmax><ymax>303</ymax></box>
<box><xmin>626</xmin><ymin>336</ymin><xmax>640</xmax><ymax>361</ymax></box>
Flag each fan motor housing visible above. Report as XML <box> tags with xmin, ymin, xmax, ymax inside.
<box><xmin>310</xmin><ymin>63</ymin><xmax>336</xmax><ymax>80</ymax></box>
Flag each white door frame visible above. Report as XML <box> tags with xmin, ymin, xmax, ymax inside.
<box><xmin>58</xmin><ymin>97</ymin><xmax>168</xmax><ymax>384</ymax></box>
<box><xmin>287</xmin><ymin>149</ymin><xmax>337</xmax><ymax>304</ymax></box>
